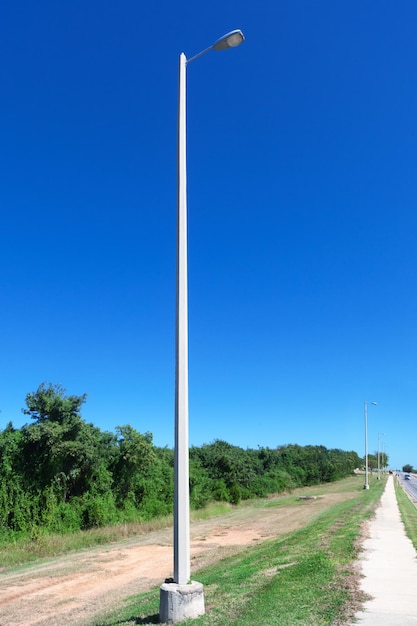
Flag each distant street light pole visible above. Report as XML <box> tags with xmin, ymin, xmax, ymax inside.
<box><xmin>364</xmin><ymin>401</ymin><xmax>377</xmax><ymax>489</ymax></box>
<box><xmin>161</xmin><ymin>29</ymin><xmax>245</xmax><ymax>625</ymax></box>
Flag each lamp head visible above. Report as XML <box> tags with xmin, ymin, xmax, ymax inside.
<box><xmin>213</xmin><ymin>29</ymin><xmax>245</xmax><ymax>51</ymax></box>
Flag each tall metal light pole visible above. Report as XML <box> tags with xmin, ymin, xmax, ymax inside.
<box><xmin>175</xmin><ymin>27</ymin><xmax>244</xmax><ymax>587</ymax></box>
<box><xmin>364</xmin><ymin>401</ymin><xmax>377</xmax><ymax>489</ymax></box>
<box><xmin>160</xmin><ymin>29</ymin><xmax>245</xmax><ymax>624</ymax></box>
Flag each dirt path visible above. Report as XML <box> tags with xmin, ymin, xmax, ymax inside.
<box><xmin>0</xmin><ymin>491</ymin><xmax>346</xmax><ymax>626</ymax></box>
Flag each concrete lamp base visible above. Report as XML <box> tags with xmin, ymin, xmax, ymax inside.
<box><xmin>159</xmin><ymin>581</ymin><xmax>205</xmax><ymax>624</ymax></box>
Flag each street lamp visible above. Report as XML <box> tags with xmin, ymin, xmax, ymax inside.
<box><xmin>160</xmin><ymin>30</ymin><xmax>244</xmax><ymax>624</ymax></box>
<box><xmin>377</xmin><ymin>431</ymin><xmax>384</xmax><ymax>480</ymax></box>
<box><xmin>364</xmin><ymin>401</ymin><xmax>377</xmax><ymax>489</ymax></box>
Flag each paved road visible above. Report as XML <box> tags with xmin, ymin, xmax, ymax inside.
<box><xmin>400</xmin><ymin>471</ymin><xmax>417</xmax><ymax>502</ymax></box>
<box><xmin>355</xmin><ymin>474</ymin><xmax>417</xmax><ymax>625</ymax></box>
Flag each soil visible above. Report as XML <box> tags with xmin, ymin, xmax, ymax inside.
<box><xmin>0</xmin><ymin>491</ymin><xmax>347</xmax><ymax>626</ymax></box>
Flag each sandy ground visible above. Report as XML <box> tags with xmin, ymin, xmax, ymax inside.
<box><xmin>0</xmin><ymin>492</ymin><xmax>345</xmax><ymax>626</ymax></box>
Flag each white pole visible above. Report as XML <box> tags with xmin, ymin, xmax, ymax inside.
<box><xmin>174</xmin><ymin>51</ymin><xmax>190</xmax><ymax>586</ymax></box>
<box><xmin>364</xmin><ymin>401</ymin><xmax>369</xmax><ymax>489</ymax></box>
<box><xmin>162</xmin><ymin>35</ymin><xmax>244</xmax><ymax>620</ymax></box>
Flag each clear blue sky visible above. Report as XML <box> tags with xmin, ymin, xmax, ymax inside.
<box><xmin>1</xmin><ymin>1</ymin><xmax>416</xmax><ymax>471</ymax></box>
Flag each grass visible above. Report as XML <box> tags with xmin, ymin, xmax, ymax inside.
<box><xmin>0</xmin><ymin>479</ymin><xmax>360</xmax><ymax>570</ymax></box>
<box><xmin>92</xmin><ymin>477</ymin><xmax>385</xmax><ymax>626</ymax></box>
<box><xmin>0</xmin><ymin>515</ymin><xmax>174</xmax><ymax>569</ymax></box>
<box><xmin>190</xmin><ymin>501</ymin><xmax>233</xmax><ymax>520</ymax></box>
<box><xmin>395</xmin><ymin>476</ymin><xmax>417</xmax><ymax>551</ymax></box>
<box><xmin>0</xmin><ymin>501</ymin><xmax>236</xmax><ymax>570</ymax></box>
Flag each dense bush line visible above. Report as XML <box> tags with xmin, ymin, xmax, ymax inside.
<box><xmin>0</xmin><ymin>383</ymin><xmax>362</xmax><ymax>537</ymax></box>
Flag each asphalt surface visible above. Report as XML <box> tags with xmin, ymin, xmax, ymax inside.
<box><xmin>355</xmin><ymin>474</ymin><xmax>417</xmax><ymax>625</ymax></box>
<box><xmin>401</xmin><ymin>471</ymin><xmax>417</xmax><ymax>502</ymax></box>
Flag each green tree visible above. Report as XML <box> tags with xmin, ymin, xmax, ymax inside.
<box><xmin>23</xmin><ymin>382</ymin><xmax>87</xmax><ymax>424</ymax></box>
<box><xmin>380</xmin><ymin>452</ymin><xmax>389</xmax><ymax>470</ymax></box>
<box><xmin>0</xmin><ymin>423</ymin><xmax>33</xmax><ymax>532</ymax></box>
<box><xmin>0</xmin><ymin>382</ymin><xmax>368</xmax><ymax>536</ymax></box>
<box><xmin>21</xmin><ymin>383</ymin><xmax>112</xmax><ymax>503</ymax></box>
<box><xmin>111</xmin><ymin>425</ymin><xmax>172</xmax><ymax>517</ymax></box>
<box><xmin>191</xmin><ymin>440</ymin><xmax>261</xmax><ymax>502</ymax></box>
<box><xmin>367</xmin><ymin>454</ymin><xmax>378</xmax><ymax>472</ymax></box>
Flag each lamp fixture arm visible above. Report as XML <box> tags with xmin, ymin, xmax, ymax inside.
<box><xmin>186</xmin><ymin>45</ymin><xmax>213</xmax><ymax>65</ymax></box>
<box><xmin>185</xmin><ymin>29</ymin><xmax>245</xmax><ymax>64</ymax></box>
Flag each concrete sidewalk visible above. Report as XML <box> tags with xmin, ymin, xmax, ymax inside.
<box><xmin>354</xmin><ymin>474</ymin><xmax>417</xmax><ymax>625</ymax></box>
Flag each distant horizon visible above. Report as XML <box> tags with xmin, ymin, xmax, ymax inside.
<box><xmin>2</xmin><ymin>378</ymin><xmax>411</xmax><ymax>471</ymax></box>
<box><xmin>6</xmin><ymin>382</ymin><xmax>398</xmax><ymax>472</ymax></box>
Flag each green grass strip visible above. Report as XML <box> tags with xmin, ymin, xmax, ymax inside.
<box><xmin>395</xmin><ymin>478</ymin><xmax>417</xmax><ymax>551</ymax></box>
<box><xmin>94</xmin><ymin>481</ymin><xmax>383</xmax><ymax>626</ymax></box>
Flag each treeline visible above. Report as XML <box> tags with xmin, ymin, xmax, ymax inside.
<box><xmin>0</xmin><ymin>383</ymin><xmax>362</xmax><ymax>537</ymax></box>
